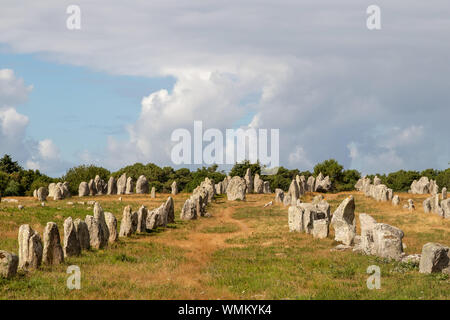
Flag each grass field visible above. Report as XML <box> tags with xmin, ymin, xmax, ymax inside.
<box><xmin>0</xmin><ymin>191</ymin><xmax>449</xmax><ymax>299</ymax></box>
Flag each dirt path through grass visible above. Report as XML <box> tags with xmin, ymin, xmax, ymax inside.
<box><xmin>147</xmin><ymin>203</ymin><xmax>252</xmax><ymax>299</ymax></box>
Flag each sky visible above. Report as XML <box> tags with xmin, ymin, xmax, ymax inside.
<box><xmin>0</xmin><ymin>0</ymin><xmax>449</xmax><ymax>177</ymax></box>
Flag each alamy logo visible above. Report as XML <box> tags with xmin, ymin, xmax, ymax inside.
<box><xmin>366</xmin><ymin>265</ymin><xmax>381</xmax><ymax>289</ymax></box>
<box><xmin>67</xmin><ymin>265</ymin><xmax>81</xmax><ymax>290</ymax></box>
<box><xmin>66</xmin><ymin>5</ymin><xmax>81</xmax><ymax>30</ymax></box>
<box><xmin>171</xmin><ymin>121</ymin><xmax>279</xmax><ymax>175</ymax></box>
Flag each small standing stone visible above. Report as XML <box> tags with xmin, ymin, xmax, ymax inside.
<box><xmin>419</xmin><ymin>242</ymin><xmax>450</xmax><ymax>274</ymax></box>
<box><xmin>171</xmin><ymin>181</ymin><xmax>178</xmax><ymax>195</ymax></box>
<box><xmin>74</xmin><ymin>218</ymin><xmax>90</xmax><ymax>250</ymax></box>
<box><xmin>151</xmin><ymin>187</ymin><xmax>156</xmax><ymax>199</ymax></box>
<box><xmin>104</xmin><ymin>212</ymin><xmax>118</xmax><ymax>243</ymax></box>
<box><xmin>119</xmin><ymin>205</ymin><xmax>138</xmax><ymax>237</ymax></box>
<box><xmin>0</xmin><ymin>250</ymin><xmax>19</xmax><ymax>279</ymax></box>
<box><xmin>18</xmin><ymin>224</ymin><xmax>43</xmax><ymax>270</ymax></box>
<box><xmin>392</xmin><ymin>195</ymin><xmax>400</xmax><ymax>206</ymax></box>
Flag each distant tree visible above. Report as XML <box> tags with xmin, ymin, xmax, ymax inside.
<box><xmin>229</xmin><ymin>160</ymin><xmax>261</xmax><ymax>177</ymax></box>
<box><xmin>62</xmin><ymin>165</ymin><xmax>110</xmax><ymax>195</ymax></box>
<box><xmin>335</xmin><ymin>169</ymin><xmax>361</xmax><ymax>192</ymax></box>
<box><xmin>384</xmin><ymin>170</ymin><xmax>420</xmax><ymax>192</ymax></box>
<box><xmin>0</xmin><ymin>154</ymin><xmax>22</xmax><ymax>174</ymax></box>
<box><xmin>436</xmin><ymin>168</ymin><xmax>450</xmax><ymax>191</ymax></box>
<box><xmin>0</xmin><ymin>171</ymin><xmax>9</xmax><ymax>196</ymax></box>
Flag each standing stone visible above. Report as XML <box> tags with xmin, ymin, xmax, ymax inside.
<box><xmin>33</xmin><ymin>189</ymin><xmax>38</xmax><ymax>198</ymax></box>
<box><xmin>74</xmin><ymin>218</ymin><xmax>90</xmax><ymax>250</ymax></box>
<box><xmin>107</xmin><ymin>176</ymin><xmax>117</xmax><ymax>195</ymax></box>
<box><xmin>43</xmin><ymin>222</ymin><xmax>64</xmax><ymax>265</ymax></box>
<box><xmin>441</xmin><ymin>199</ymin><xmax>450</xmax><ymax>219</ymax></box>
<box><xmin>392</xmin><ymin>195</ymin><xmax>400</xmax><ymax>206</ymax></box>
<box><xmin>226</xmin><ymin>176</ymin><xmax>247</xmax><ymax>201</ymax></box>
<box><xmin>312</xmin><ymin>219</ymin><xmax>329</xmax><ymax>239</ymax></box>
<box><xmin>359</xmin><ymin>213</ymin><xmax>377</xmax><ymax>255</ymax></box>
<box><xmin>285</xmin><ymin>179</ymin><xmax>299</xmax><ymax>206</ymax></box>
<box><xmin>48</xmin><ymin>183</ymin><xmax>57</xmax><ymax>198</ymax></box>
<box><xmin>442</xmin><ymin>187</ymin><xmax>447</xmax><ymax>200</ymax></box>
<box><xmin>306</xmin><ymin>176</ymin><xmax>315</xmax><ymax>192</ymax></box>
<box><xmin>78</xmin><ymin>182</ymin><xmax>89</xmax><ymax>197</ymax></box>
<box><xmin>373</xmin><ymin>176</ymin><xmax>381</xmax><ymax>186</ymax></box>
<box><xmin>244</xmin><ymin>168</ymin><xmax>254</xmax><ymax>194</ymax></box>
<box><xmin>94</xmin><ymin>202</ymin><xmax>109</xmax><ymax>248</ymax></box>
<box><xmin>151</xmin><ymin>187</ymin><xmax>156</xmax><ymax>198</ymax></box>
<box><xmin>314</xmin><ymin>173</ymin><xmax>332</xmax><ymax>192</ymax></box>
<box><xmin>253</xmin><ymin>174</ymin><xmax>264</xmax><ymax>194</ymax></box>
<box><xmin>406</xmin><ymin>199</ymin><xmax>415</xmax><ymax>211</ymax></box>
<box><xmin>274</xmin><ymin>188</ymin><xmax>284</xmax><ymax>203</ymax></box>
<box><xmin>288</xmin><ymin>206</ymin><xmax>304</xmax><ymax>232</ymax></box>
<box><xmin>53</xmin><ymin>187</ymin><xmax>63</xmax><ymax>201</ymax></box>
<box><xmin>63</xmin><ymin>217</ymin><xmax>81</xmax><ymax>258</ymax></box>
<box><xmin>94</xmin><ymin>175</ymin><xmax>106</xmax><ymax>195</ymax></box>
<box><xmin>373</xmin><ymin>223</ymin><xmax>404</xmax><ymax>261</ymax></box>
<box><xmin>125</xmin><ymin>177</ymin><xmax>134</xmax><ymax>194</ymax></box>
<box><xmin>18</xmin><ymin>224</ymin><xmax>43</xmax><ymax>270</ymax></box>
<box><xmin>429</xmin><ymin>180</ymin><xmax>439</xmax><ymax>195</ymax></box>
<box><xmin>119</xmin><ymin>205</ymin><xmax>138</xmax><ymax>237</ymax></box>
<box><xmin>136</xmin><ymin>206</ymin><xmax>148</xmax><ymax>233</ymax></box>
<box><xmin>0</xmin><ymin>250</ymin><xmax>18</xmax><ymax>279</ymax></box>
<box><xmin>104</xmin><ymin>212</ymin><xmax>118</xmax><ymax>243</ymax></box>
<box><xmin>263</xmin><ymin>181</ymin><xmax>271</xmax><ymax>194</ymax></box>
<box><xmin>136</xmin><ymin>175</ymin><xmax>149</xmax><ymax>194</ymax></box>
<box><xmin>180</xmin><ymin>198</ymin><xmax>197</xmax><ymax>220</ymax></box>
<box><xmin>88</xmin><ymin>179</ymin><xmax>97</xmax><ymax>196</ymax></box>
<box><xmin>117</xmin><ymin>173</ymin><xmax>127</xmax><ymax>195</ymax></box>
<box><xmin>165</xmin><ymin>196</ymin><xmax>175</xmax><ymax>224</ymax></box>
<box><xmin>85</xmin><ymin>215</ymin><xmax>103</xmax><ymax>249</ymax></box>
<box><xmin>330</xmin><ymin>196</ymin><xmax>356</xmax><ymax>246</ymax></box>
<box><xmin>37</xmin><ymin>187</ymin><xmax>48</xmax><ymax>201</ymax></box>
<box><xmin>171</xmin><ymin>181</ymin><xmax>178</xmax><ymax>195</ymax></box>
<box><xmin>423</xmin><ymin>198</ymin><xmax>432</xmax><ymax>213</ymax></box>
<box><xmin>419</xmin><ymin>242</ymin><xmax>450</xmax><ymax>274</ymax></box>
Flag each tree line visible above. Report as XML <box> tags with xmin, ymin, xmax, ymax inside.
<box><xmin>0</xmin><ymin>154</ymin><xmax>448</xmax><ymax>197</ymax></box>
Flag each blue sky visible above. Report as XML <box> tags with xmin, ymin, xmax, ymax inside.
<box><xmin>0</xmin><ymin>1</ymin><xmax>449</xmax><ymax>177</ymax></box>
<box><xmin>0</xmin><ymin>50</ymin><xmax>175</xmax><ymax>162</ymax></box>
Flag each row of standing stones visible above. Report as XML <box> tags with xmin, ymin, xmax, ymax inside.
<box><xmin>0</xmin><ymin>196</ymin><xmax>175</xmax><ymax>279</ymax></box>
<box><xmin>354</xmin><ymin>175</ymin><xmax>449</xmax><ymax>219</ymax></box>
<box><xmin>2</xmin><ymin>171</ymin><xmax>449</xmax><ymax>278</ymax></box>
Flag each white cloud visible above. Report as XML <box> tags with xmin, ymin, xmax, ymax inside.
<box><xmin>0</xmin><ymin>1</ymin><xmax>449</xmax><ymax>173</ymax></box>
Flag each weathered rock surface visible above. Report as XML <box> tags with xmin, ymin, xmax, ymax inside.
<box><xmin>419</xmin><ymin>242</ymin><xmax>450</xmax><ymax>274</ymax></box>
<box><xmin>88</xmin><ymin>179</ymin><xmax>97</xmax><ymax>196</ymax></box>
<box><xmin>74</xmin><ymin>218</ymin><xmax>90</xmax><ymax>250</ymax></box>
<box><xmin>180</xmin><ymin>198</ymin><xmax>197</xmax><ymax>220</ymax></box>
<box><xmin>275</xmin><ymin>188</ymin><xmax>284</xmax><ymax>203</ymax></box>
<box><xmin>107</xmin><ymin>176</ymin><xmax>117</xmax><ymax>195</ymax></box>
<box><xmin>104</xmin><ymin>212</ymin><xmax>118</xmax><ymax>243</ymax></box>
<box><xmin>373</xmin><ymin>223</ymin><xmax>404</xmax><ymax>261</ymax></box>
<box><xmin>42</xmin><ymin>222</ymin><xmax>64</xmax><ymax>265</ymax></box>
<box><xmin>253</xmin><ymin>174</ymin><xmax>264</xmax><ymax>194</ymax></box>
<box><xmin>359</xmin><ymin>213</ymin><xmax>377</xmax><ymax>255</ymax></box>
<box><xmin>314</xmin><ymin>173</ymin><xmax>331</xmax><ymax>192</ymax></box>
<box><xmin>18</xmin><ymin>224</ymin><xmax>43</xmax><ymax>270</ymax></box>
<box><xmin>136</xmin><ymin>175</ymin><xmax>149</xmax><ymax>194</ymax></box>
<box><xmin>151</xmin><ymin>187</ymin><xmax>156</xmax><ymax>198</ymax></box>
<box><xmin>136</xmin><ymin>205</ymin><xmax>148</xmax><ymax>233</ymax></box>
<box><xmin>119</xmin><ymin>206</ymin><xmax>138</xmax><ymax>237</ymax></box>
<box><xmin>125</xmin><ymin>177</ymin><xmax>134</xmax><ymax>194</ymax></box>
<box><xmin>330</xmin><ymin>196</ymin><xmax>356</xmax><ymax>245</ymax></box>
<box><xmin>94</xmin><ymin>202</ymin><xmax>109</xmax><ymax>248</ymax></box>
<box><xmin>78</xmin><ymin>182</ymin><xmax>89</xmax><ymax>197</ymax></box>
<box><xmin>117</xmin><ymin>173</ymin><xmax>127</xmax><ymax>195</ymax></box>
<box><xmin>226</xmin><ymin>176</ymin><xmax>247</xmax><ymax>201</ymax></box>
<box><xmin>164</xmin><ymin>196</ymin><xmax>175</xmax><ymax>224</ymax></box>
<box><xmin>263</xmin><ymin>181</ymin><xmax>271</xmax><ymax>194</ymax></box>
<box><xmin>306</xmin><ymin>176</ymin><xmax>315</xmax><ymax>192</ymax></box>
<box><xmin>392</xmin><ymin>195</ymin><xmax>400</xmax><ymax>206</ymax></box>
<box><xmin>0</xmin><ymin>250</ymin><xmax>18</xmax><ymax>279</ymax></box>
<box><xmin>171</xmin><ymin>181</ymin><xmax>178</xmax><ymax>195</ymax></box>
<box><xmin>85</xmin><ymin>215</ymin><xmax>104</xmax><ymax>249</ymax></box>
<box><xmin>244</xmin><ymin>168</ymin><xmax>253</xmax><ymax>193</ymax></box>
<box><xmin>37</xmin><ymin>187</ymin><xmax>48</xmax><ymax>201</ymax></box>
<box><xmin>63</xmin><ymin>217</ymin><xmax>81</xmax><ymax>258</ymax></box>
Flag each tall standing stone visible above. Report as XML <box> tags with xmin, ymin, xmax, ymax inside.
<box><xmin>359</xmin><ymin>213</ymin><xmax>377</xmax><ymax>255</ymax></box>
<box><xmin>85</xmin><ymin>215</ymin><xmax>103</xmax><ymax>249</ymax></box>
<box><xmin>18</xmin><ymin>224</ymin><xmax>43</xmax><ymax>270</ymax></box>
<box><xmin>171</xmin><ymin>181</ymin><xmax>178</xmax><ymax>195</ymax></box>
<box><xmin>244</xmin><ymin>168</ymin><xmax>253</xmax><ymax>193</ymax></box>
<box><xmin>119</xmin><ymin>206</ymin><xmax>138</xmax><ymax>237</ymax></box>
<box><xmin>88</xmin><ymin>179</ymin><xmax>97</xmax><ymax>196</ymax></box>
<box><xmin>78</xmin><ymin>182</ymin><xmax>89</xmax><ymax>197</ymax></box>
<box><xmin>0</xmin><ymin>250</ymin><xmax>18</xmax><ymax>279</ymax></box>
<box><xmin>226</xmin><ymin>176</ymin><xmax>247</xmax><ymax>201</ymax></box>
<box><xmin>104</xmin><ymin>212</ymin><xmax>118</xmax><ymax>243</ymax></box>
<box><xmin>330</xmin><ymin>196</ymin><xmax>356</xmax><ymax>245</ymax></box>
<box><xmin>263</xmin><ymin>181</ymin><xmax>271</xmax><ymax>194</ymax></box>
<box><xmin>74</xmin><ymin>218</ymin><xmax>90</xmax><ymax>250</ymax></box>
<box><xmin>442</xmin><ymin>187</ymin><xmax>447</xmax><ymax>200</ymax></box>
<box><xmin>164</xmin><ymin>196</ymin><xmax>175</xmax><ymax>224</ymax></box>
<box><xmin>63</xmin><ymin>217</ymin><xmax>81</xmax><ymax>258</ymax></box>
<box><xmin>180</xmin><ymin>198</ymin><xmax>197</xmax><ymax>220</ymax></box>
<box><xmin>136</xmin><ymin>175</ymin><xmax>149</xmax><ymax>194</ymax></box>
<box><xmin>136</xmin><ymin>206</ymin><xmax>148</xmax><ymax>233</ymax></box>
<box><xmin>285</xmin><ymin>179</ymin><xmax>299</xmax><ymax>206</ymax></box>
<box><xmin>274</xmin><ymin>188</ymin><xmax>284</xmax><ymax>203</ymax></box>
<box><xmin>53</xmin><ymin>187</ymin><xmax>63</xmax><ymax>201</ymax></box>
<box><xmin>42</xmin><ymin>222</ymin><xmax>64</xmax><ymax>265</ymax></box>
<box><xmin>306</xmin><ymin>176</ymin><xmax>315</xmax><ymax>192</ymax></box>
<box><xmin>288</xmin><ymin>206</ymin><xmax>304</xmax><ymax>232</ymax></box>
<box><xmin>253</xmin><ymin>174</ymin><xmax>264</xmax><ymax>194</ymax></box>
<box><xmin>94</xmin><ymin>202</ymin><xmax>109</xmax><ymax>248</ymax></box>
<box><xmin>125</xmin><ymin>177</ymin><xmax>134</xmax><ymax>194</ymax></box>
<box><xmin>373</xmin><ymin>223</ymin><xmax>404</xmax><ymax>261</ymax></box>
<box><xmin>151</xmin><ymin>186</ymin><xmax>156</xmax><ymax>198</ymax></box>
<box><xmin>37</xmin><ymin>187</ymin><xmax>48</xmax><ymax>201</ymax></box>
<box><xmin>117</xmin><ymin>173</ymin><xmax>127</xmax><ymax>195</ymax></box>
<box><xmin>107</xmin><ymin>176</ymin><xmax>117</xmax><ymax>195</ymax></box>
